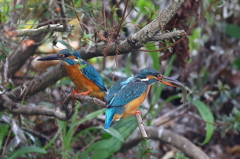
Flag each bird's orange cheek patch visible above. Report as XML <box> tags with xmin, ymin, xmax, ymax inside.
<box><xmin>146</xmin><ymin>75</ymin><xmax>156</xmax><ymax>80</ymax></box>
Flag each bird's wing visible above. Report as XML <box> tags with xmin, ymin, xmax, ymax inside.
<box><xmin>79</xmin><ymin>60</ymin><xmax>107</xmax><ymax>92</ymax></box>
<box><xmin>107</xmin><ymin>81</ymin><xmax>147</xmax><ymax>108</ymax></box>
<box><xmin>105</xmin><ymin>77</ymin><xmax>128</xmax><ymax>102</ymax></box>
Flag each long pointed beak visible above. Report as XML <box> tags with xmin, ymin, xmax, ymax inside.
<box><xmin>159</xmin><ymin>75</ymin><xmax>181</xmax><ymax>87</ymax></box>
<box><xmin>37</xmin><ymin>54</ymin><xmax>62</xmax><ymax>61</ymax></box>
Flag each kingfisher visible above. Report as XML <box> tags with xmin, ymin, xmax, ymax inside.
<box><xmin>37</xmin><ymin>49</ymin><xmax>107</xmax><ymax>101</ymax></box>
<box><xmin>104</xmin><ymin>68</ymin><xmax>182</xmax><ymax>129</ymax></box>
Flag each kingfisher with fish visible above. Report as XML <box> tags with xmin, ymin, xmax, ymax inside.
<box><xmin>104</xmin><ymin>67</ymin><xmax>186</xmax><ymax>129</ymax></box>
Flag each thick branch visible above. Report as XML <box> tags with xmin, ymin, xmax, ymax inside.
<box><xmin>11</xmin><ymin>24</ymin><xmax>74</xmax><ymax>37</ymax></box>
<box><xmin>7</xmin><ymin>34</ymin><xmax>46</xmax><ymax>77</ymax></box>
<box><xmin>1</xmin><ymin>95</ymin><xmax>68</xmax><ymax>120</ymax></box>
<box><xmin>7</xmin><ymin>64</ymin><xmax>66</xmax><ymax>101</ymax></box>
<box><xmin>78</xmin><ymin>0</ymin><xmax>185</xmax><ymax>59</ymax></box>
<box><xmin>123</xmin><ymin>127</ymin><xmax>210</xmax><ymax>159</ymax></box>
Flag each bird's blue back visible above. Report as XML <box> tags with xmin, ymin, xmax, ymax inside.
<box><xmin>105</xmin><ymin>77</ymin><xmax>129</xmax><ymax>102</ymax></box>
<box><xmin>104</xmin><ymin>78</ymin><xmax>148</xmax><ymax>128</ymax></box>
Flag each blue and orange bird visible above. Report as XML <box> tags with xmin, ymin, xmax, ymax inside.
<box><xmin>37</xmin><ymin>49</ymin><xmax>107</xmax><ymax>101</ymax></box>
<box><xmin>104</xmin><ymin>68</ymin><xmax>182</xmax><ymax>129</ymax></box>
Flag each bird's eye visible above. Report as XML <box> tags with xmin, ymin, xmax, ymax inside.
<box><xmin>58</xmin><ymin>54</ymin><xmax>64</xmax><ymax>57</ymax></box>
<box><xmin>155</xmin><ymin>74</ymin><xmax>163</xmax><ymax>79</ymax></box>
<box><xmin>58</xmin><ymin>53</ymin><xmax>70</xmax><ymax>58</ymax></box>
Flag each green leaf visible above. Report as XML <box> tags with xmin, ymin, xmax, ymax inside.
<box><xmin>145</xmin><ymin>43</ymin><xmax>159</xmax><ymax>70</ymax></box>
<box><xmin>43</xmin><ymin>130</ymin><xmax>60</xmax><ymax>149</ymax></box>
<box><xmin>222</xmin><ymin>23</ymin><xmax>240</xmax><ymax>39</ymax></box>
<box><xmin>125</xmin><ymin>54</ymin><xmax>131</xmax><ymax>77</ymax></box>
<box><xmin>60</xmin><ymin>108</ymin><xmax>105</xmax><ymax>151</ymax></box>
<box><xmin>73</xmin><ymin>109</ymin><xmax>105</xmax><ymax>127</ymax></box>
<box><xmin>231</xmin><ymin>58</ymin><xmax>240</xmax><ymax>70</ymax></box>
<box><xmin>152</xmin><ymin>54</ymin><xmax>176</xmax><ymax>105</ymax></box>
<box><xmin>204</xmin><ymin>12</ymin><xmax>213</xmax><ymax>25</ymax></box>
<box><xmin>14</xmin><ymin>4</ymin><xmax>23</xmax><ymax>9</ymax></box>
<box><xmin>0</xmin><ymin>124</ymin><xmax>9</xmax><ymax>151</ymax></box>
<box><xmin>101</xmin><ymin>127</ymin><xmax>124</xmax><ymax>142</ymax></box>
<box><xmin>191</xmin><ymin>100</ymin><xmax>214</xmax><ymax>145</ymax></box>
<box><xmin>84</xmin><ymin>117</ymin><xmax>137</xmax><ymax>159</ymax></box>
<box><xmin>9</xmin><ymin>146</ymin><xmax>46</xmax><ymax>159</ymax></box>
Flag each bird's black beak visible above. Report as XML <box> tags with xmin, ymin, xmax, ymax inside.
<box><xmin>37</xmin><ymin>54</ymin><xmax>62</xmax><ymax>61</ymax></box>
<box><xmin>158</xmin><ymin>75</ymin><xmax>181</xmax><ymax>87</ymax></box>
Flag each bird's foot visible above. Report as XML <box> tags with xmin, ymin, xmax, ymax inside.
<box><xmin>76</xmin><ymin>90</ymin><xmax>91</xmax><ymax>96</ymax></box>
<box><xmin>133</xmin><ymin>110</ymin><xmax>142</xmax><ymax>116</ymax></box>
<box><xmin>71</xmin><ymin>89</ymin><xmax>78</xmax><ymax>99</ymax></box>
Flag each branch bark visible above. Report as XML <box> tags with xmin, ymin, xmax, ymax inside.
<box><xmin>11</xmin><ymin>24</ymin><xmax>74</xmax><ymax>37</ymax></box>
<box><xmin>1</xmin><ymin>93</ymin><xmax>74</xmax><ymax>121</ymax></box>
<box><xmin>123</xmin><ymin>127</ymin><xmax>210</xmax><ymax>159</ymax></box>
<box><xmin>7</xmin><ymin>34</ymin><xmax>46</xmax><ymax>77</ymax></box>
<box><xmin>150</xmin><ymin>30</ymin><xmax>186</xmax><ymax>41</ymax></box>
<box><xmin>6</xmin><ymin>64</ymin><xmax>66</xmax><ymax>101</ymax></box>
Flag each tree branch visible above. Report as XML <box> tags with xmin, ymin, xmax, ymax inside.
<box><xmin>1</xmin><ymin>94</ymin><xmax>68</xmax><ymax>120</ymax></box>
<box><xmin>77</xmin><ymin>0</ymin><xmax>185</xmax><ymax>59</ymax></box>
<box><xmin>7</xmin><ymin>34</ymin><xmax>48</xmax><ymax>78</ymax></box>
<box><xmin>150</xmin><ymin>30</ymin><xmax>186</xmax><ymax>41</ymax></box>
<box><xmin>1</xmin><ymin>93</ymin><xmax>75</xmax><ymax>120</ymax></box>
<box><xmin>123</xmin><ymin>127</ymin><xmax>210</xmax><ymax>159</ymax></box>
<box><xmin>6</xmin><ymin>64</ymin><xmax>66</xmax><ymax>101</ymax></box>
<box><xmin>11</xmin><ymin>24</ymin><xmax>74</xmax><ymax>37</ymax></box>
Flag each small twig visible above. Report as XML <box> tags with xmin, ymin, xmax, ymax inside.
<box><xmin>22</xmin><ymin>127</ymin><xmax>50</xmax><ymax>141</ymax></box>
<box><xmin>3</xmin><ymin>57</ymin><xmax>8</xmax><ymax>83</ymax></box>
<box><xmin>135</xmin><ymin>113</ymin><xmax>148</xmax><ymax>139</ymax></box>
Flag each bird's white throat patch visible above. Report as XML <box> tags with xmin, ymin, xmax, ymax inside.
<box><xmin>73</xmin><ymin>59</ymin><xmax>82</xmax><ymax>62</ymax></box>
<box><xmin>140</xmin><ymin>78</ymin><xmax>149</xmax><ymax>82</ymax></box>
<box><xmin>61</xmin><ymin>61</ymin><xmax>70</xmax><ymax>65</ymax></box>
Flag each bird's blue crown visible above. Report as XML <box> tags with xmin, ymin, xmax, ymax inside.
<box><xmin>57</xmin><ymin>49</ymin><xmax>82</xmax><ymax>65</ymax></box>
<box><xmin>134</xmin><ymin>68</ymin><xmax>160</xmax><ymax>79</ymax></box>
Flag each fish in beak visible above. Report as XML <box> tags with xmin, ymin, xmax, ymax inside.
<box><xmin>159</xmin><ymin>75</ymin><xmax>187</xmax><ymax>105</ymax></box>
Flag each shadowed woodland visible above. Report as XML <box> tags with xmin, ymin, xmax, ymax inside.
<box><xmin>0</xmin><ymin>0</ymin><xmax>240</xmax><ymax>158</ymax></box>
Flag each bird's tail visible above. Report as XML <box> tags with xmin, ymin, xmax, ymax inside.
<box><xmin>104</xmin><ymin>108</ymin><xmax>115</xmax><ymax>129</ymax></box>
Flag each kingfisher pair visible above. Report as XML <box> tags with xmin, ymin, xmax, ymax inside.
<box><xmin>38</xmin><ymin>49</ymin><xmax>183</xmax><ymax>129</ymax></box>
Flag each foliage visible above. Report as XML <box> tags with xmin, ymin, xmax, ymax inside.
<box><xmin>1</xmin><ymin>0</ymin><xmax>240</xmax><ymax>158</ymax></box>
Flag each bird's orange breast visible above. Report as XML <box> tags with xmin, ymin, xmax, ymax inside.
<box><xmin>64</xmin><ymin>64</ymin><xmax>105</xmax><ymax>100</ymax></box>
<box><xmin>113</xmin><ymin>85</ymin><xmax>151</xmax><ymax>120</ymax></box>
